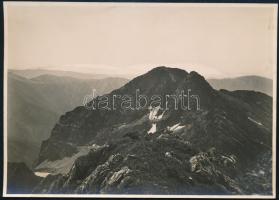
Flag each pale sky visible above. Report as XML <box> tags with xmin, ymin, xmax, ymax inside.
<box><xmin>5</xmin><ymin>2</ymin><xmax>277</xmax><ymax>79</ymax></box>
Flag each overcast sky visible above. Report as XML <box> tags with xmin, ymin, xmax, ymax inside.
<box><xmin>5</xmin><ymin>2</ymin><xmax>277</xmax><ymax>79</ymax></box>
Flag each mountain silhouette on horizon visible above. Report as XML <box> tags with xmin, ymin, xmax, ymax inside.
<box><xmin>208</xmin><ymin>75</ymin><xmax>272</xmax><ymax>96</ymax></box>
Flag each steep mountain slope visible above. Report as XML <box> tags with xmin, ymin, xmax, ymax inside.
<box><xmin>8</xmin><ymin>73</ymin><xmax>61</xmax><ymax>168</ymax></box>
<box><xmin>7</xmin><ymin>73</ymin><xmax>128</xmax><ymax>167</ymax></box>
<box><xmin>208</xmin><ymin>76</ymin><xmax>273</xmax><ymax>96</ymax></box>
<box><xmin>32</xmin><ymin>67</ymin><xmax>272</xmax><ymax>195</ymax></box>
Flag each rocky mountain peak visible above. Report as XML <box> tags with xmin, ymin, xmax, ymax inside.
<box><xmin>32</xmin><ymin>67</ymin><xmax>272</xmax><ymax>195</ymax></box>
<box><xmin>148</xmin><ymin>66</ymin><xmax>188</xmax><ymax>75</ymax></box>
<box><xmin>114</xmin><ymin>66</ymin><xmax>213</xmax><ymax>100</ymax></box>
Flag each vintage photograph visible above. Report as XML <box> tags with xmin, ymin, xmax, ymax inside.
<box><xmin>3</xmin><ymin>2</ymin><xmax>277</xmax><ymax>198</ymax></box>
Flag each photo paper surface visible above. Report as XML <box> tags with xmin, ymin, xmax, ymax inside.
<box><xmin>3</xmin><ymin>2</ymin><xmax>277</xmax><ymax>198</ymax></box>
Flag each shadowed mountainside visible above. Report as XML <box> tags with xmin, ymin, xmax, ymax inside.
<box><xmin>7</xmin><ymin>72</ymin><xmax>128</xmax><ymax>167</ymax></box>
<box><xmin>30</xmin><ymin>67</ymin><xmax>272</xmax><ymax>195</ymax></box>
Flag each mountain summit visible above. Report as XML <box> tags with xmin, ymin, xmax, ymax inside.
<box><xmin>31</xmin><ymin>67</ymin><xmax>272</xmax><ymax>195</ymax></box>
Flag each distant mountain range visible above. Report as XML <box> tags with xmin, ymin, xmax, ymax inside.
<box><xmin>10</xmin><ymin>69</ymin><xmax>273</xmax><ymax>96</ymax></box>
<box><xmin>208</xmin><ymin>76</ymin><xmax>272</xmax><ymax>96</ymax></box>
<box><xmin>7</xmin><ymin>71</ymin><xmax>128</xmax><ymax>168</ymax></box>
<box><xmin>9</xmin><ymin>69</ymin><xmax>109</xmax><ymax>79</ymax></box>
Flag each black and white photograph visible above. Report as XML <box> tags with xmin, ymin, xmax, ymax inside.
<box><xmin>2</xmin><ymin>2</ymin><xmax>277</xmax><ymax>198</ymax></box>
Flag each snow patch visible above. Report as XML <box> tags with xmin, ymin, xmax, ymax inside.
<box><xmin>35</xmin><ymin>146</ymin><xmax>93</xmax><ymax>175</ymax></box>
<box><xmin>34</xmin><ymin>172</ymin><xmax>50</xmax><ymax>178</ymax></box>
<box><xmin>259</xmin><ymin>170</ymin><xmax>265</xmax><ymax>175</ymax></box>
<box><xmin>148</xmin><ymin>123</ymin><xmax>157</xmax><ymax>134</ymax></box>
<box><xmin>156</xmin><ymin>111</ymin><xmax>165</xmax><ymax>120</ymax></box>
<box><xmin>248</xmin><ymin>117</ymin><xmax>263</xmax><ymax>126</ymax></box>
<box><xmin>147</xmin><ymin>106</ymin><xmax>165</xmax><ymax>135</ymax></box>
<box><xmin>221</xmin><ymin>155</ymin><xmax>236</xmax><ymax>164</ymax></box>
<box><xmin>167</xmin><ymin>123</ymin><xmax>185</xmax><ymax>132</ymax></box>
<box><xmin>165</xmin><ymin>152</ymin><xmax>172</xmax><ymax>158</ymax></box>
<box><xmin>149</xmin><ymin>106</ymin><xmax>164</xmax><ymax>121</ymax></box>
